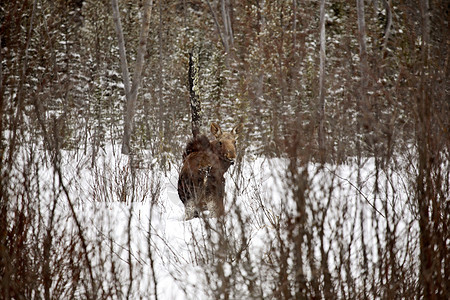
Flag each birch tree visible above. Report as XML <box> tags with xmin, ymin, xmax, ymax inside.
<box><xmin>356</xmin><ymin>0</ymin><xmax>369</xmax><ymax>132</ymax></box>
<box><xmin>111</xmin><ymin>0</ymin><xmax>154</xmax><ymax>155</ymax></box>
<box><xmin>318</xmin><ymin>0</ymin><xmax>326</xmax><ymax>163</ymax></box>
<box><xmin>207</xmin><ymin>0</ymin><xmax>234</xmax><ymax>63</ymax></box>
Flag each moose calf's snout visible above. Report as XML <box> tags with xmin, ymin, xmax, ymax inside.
<box><xmin>227</xmin><ymin>150</ymin><xmax>236</xmax><ymax>159</ymax></box>
<box><xmin>225</xmin><ymin>149</ymin><xmax>237</xmax><ymax>162</ymax></box>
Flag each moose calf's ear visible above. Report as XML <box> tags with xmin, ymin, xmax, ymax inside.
<box><xmin>231</xmin><ymin>123</ymin><xmax>244</xmax><ymax>135</ymax></box>
<box><xmin>211</xmin><ymin>122</ymin><xmax>222</xmax><ymax>138</ymax></box>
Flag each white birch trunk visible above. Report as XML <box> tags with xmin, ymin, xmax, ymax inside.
<box><xmin>381</xmin><ymin>0</ymin><xmax>392</xmax><ymax>55</ymax></box>
<box><xmin>356</xmin><ymin>0</ymin><xmax>369</xmax><ymax>95</ymax></box>
<box><xmin>207</xmin><ymin>0</ymin><xmax>229</xmax><ymax>53</ymax></box>
<box><xmin>318</xmin><ymin>0</ymin><xmax>326</xmax><ymax>161</ymax></box>
<box><xmin>111</xmin><ymin>0</ymin><xmax>154</xmax><ymax>155</ymax></box>
<box><xmin>111</xmin><ymin>0</ymin><xmax>131</xmax><ymax>98</ymax></box>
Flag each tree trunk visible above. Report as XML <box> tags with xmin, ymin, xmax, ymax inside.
<box><xmin>356</xmin><ymin>0</ymin><xmax>368</xmax><ymax>96</ymax></box>
<box><xmin>207</xmin><ymin>0</ymin><xmax>233</xmax><ymax>65</ymax></box>
<box><xmin>356</xmin><ymin>0</ymin><xmax>371</xmax><ymax>147</ymax></box>
<box><xmin>111</xmin><ymin>0</ymin><xmax>131</xmax><ymax>98</ymax></box>
<box><xmin>318</xmin><ymin>0</ymin><xmax>326</xmax><ymax>163</ymax></box>
<box><xmin>221</xmin><ymin>0</ymin><xmax>234</xmax><ymax>50</ymax></box>
<box><xmin>207</xmin><ymin>0</ymin><xmax>228</xmax><ymax>54</ymax></box>
<box><xmin>417</xmin><ymin>1</ymin><xmax>436</xmax><ymax>298</ymax></box>
<box><xmin>381</xmin><ymin>0</ymin><xmax>392</xmax><ymax>56</ymax></box>
<box><xmin>111</xmin><ymin>0</ymin><xmax>154</xmax><ymax>155</ymax></box>
<box><xmin>188</xmin><ymin>49</ymin><xmax>202</xmax><ymax>138</ymax></box>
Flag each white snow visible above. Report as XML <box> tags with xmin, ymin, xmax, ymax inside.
<box><xmin>11</xmin><ymin>143</ymin><xmax>418</xmax><ymax>299</ymax></box>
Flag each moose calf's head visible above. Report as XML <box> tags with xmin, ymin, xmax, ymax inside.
<box><xmin>210</xmin><ymin>122</ymin><xmax>243</xmax><ymax>165</ymax></box>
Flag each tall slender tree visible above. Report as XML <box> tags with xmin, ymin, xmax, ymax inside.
<box><xmin>188</xmin><ymin>49</ymin><xmax>202</xmax><ymax>138</ymax></box>
<box><xmin>111</xmin><ymin>0</ymin><xmax>154</xmax><ymax>154</ymax></box>
<box><xmin>318</xmin><ymin>0</ymin><xmax>326</xmax><ymax>163</ymax></box>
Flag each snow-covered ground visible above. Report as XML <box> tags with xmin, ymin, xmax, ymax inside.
<box><xmin>17</xmin><ymin>144</ymin><xmax>418</xmax><ymax>299</ymax></box>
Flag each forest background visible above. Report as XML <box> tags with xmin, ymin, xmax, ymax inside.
<box><xmin>1</xmin><ymin>0</ymin><xmax>448</xmax><ymax>299</ymax></box>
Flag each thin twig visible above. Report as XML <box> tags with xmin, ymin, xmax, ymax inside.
<box><xmin>326</xmin><ymin>166</ymin><xmax>385</xmax><ymax>218</ymax></box>
<box><xmin>55</xmin><ymin>162</ymin><xmax>98</xmax><ymax>298</ymax></box>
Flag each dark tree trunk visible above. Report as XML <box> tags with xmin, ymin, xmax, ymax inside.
<box><xmin>318</xmin><ymin>0</ymin><xmax>326</xmax><ymax>163</ymax></box>
<box><xmin>188</xmin><ymin>49</ymin><xmax>202</xmax><ymax>138</ymax></box>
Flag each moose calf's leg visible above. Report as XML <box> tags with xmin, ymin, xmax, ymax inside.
<box><xmin>206</xmin><ymin>201</ymin><xmax>217</xmax><ymax>218</ymax></box>
<box><xmin>206</xmin><ymin>199</ymin><xmax>225</xmax><ymax>218</ymax></box>
<box><xmin>184</xmin><ymin>201</ymin><xmax>198</xmax><ymax>220</ymax></box>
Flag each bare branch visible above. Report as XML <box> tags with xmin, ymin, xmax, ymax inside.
<box><xmin>325</xmin><ymin>166</ymin><xmax>386</xmax><ymax>218</ymax></box>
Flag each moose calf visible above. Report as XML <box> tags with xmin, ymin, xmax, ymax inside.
<box><xmin>178</xmin><ymin>123</ymin><xmax>242</xmax><ymax>220</ymax></box>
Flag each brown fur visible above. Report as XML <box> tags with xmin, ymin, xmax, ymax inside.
<box><xmin>182</xmin><ymin>135</ymin><xmax>211</xmax><ymax>159</ymax></box>
<box><xmin>178</xmin><ymin>123</ymin><xmax>242</xmax><ymax>219</ymax></box>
